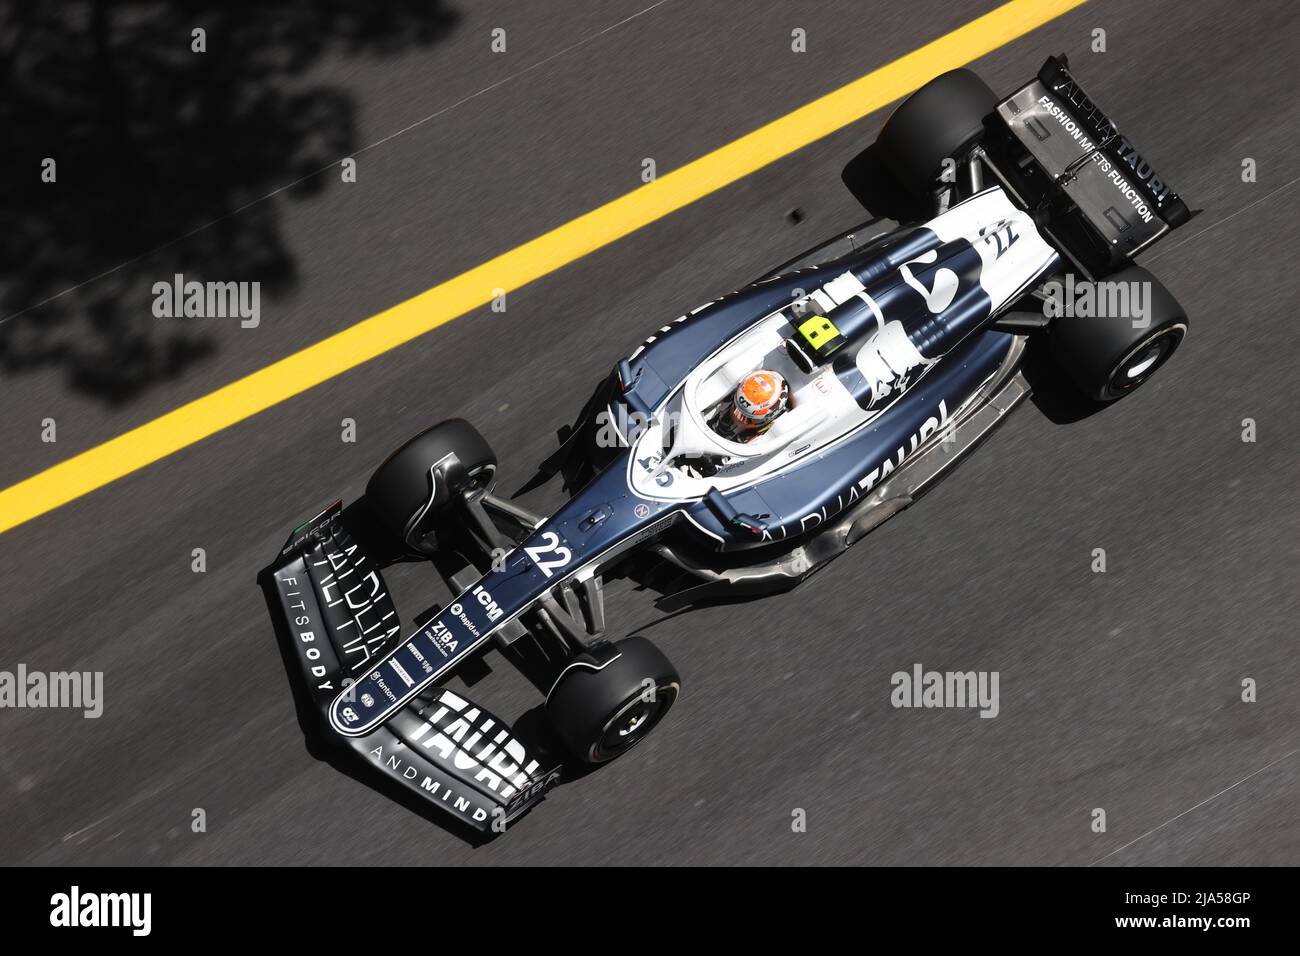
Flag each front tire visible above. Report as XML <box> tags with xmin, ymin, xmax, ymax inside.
<box><xmin>1048</xmin><ymin>266</ymin><xmax>1188</xmax><ymax>402</ymax></box>
<box><xmin>546</xmin><ymin>637</ymin><xmax>680</xmax><ymax>764</ymax></box>
<box><xmin>366</xmin><ymin>419</ymin><xmax>496</xmax><ymax>545</ymax></box>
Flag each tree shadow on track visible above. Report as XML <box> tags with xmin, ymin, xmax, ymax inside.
<box><xmin>0</xmin><ymin>1</ymin><xmax>459</xmax><ymax>404</ymax></box>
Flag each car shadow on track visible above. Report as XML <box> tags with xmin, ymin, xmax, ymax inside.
<box><xmin>1020</xmin><ymin>339</ymin><xmax>1113</xmax><ymax>424</ymax></box>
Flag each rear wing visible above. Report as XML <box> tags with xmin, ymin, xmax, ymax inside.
<box><xmin>985</xmin><ymin>55</ymin><xmax>1192</xmax><ymax>275</ymax></box>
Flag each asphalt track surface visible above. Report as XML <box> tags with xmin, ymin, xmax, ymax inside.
<box><xmin>1</xmin><ymin>0</ymin><xmax>1297</xmax><ymax>866</ymax></box>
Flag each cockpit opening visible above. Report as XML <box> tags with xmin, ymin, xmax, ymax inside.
<box><xmin>706</xmin><ymin>368</ymin><xmax>792</xmax><ymax>443</ymax></box>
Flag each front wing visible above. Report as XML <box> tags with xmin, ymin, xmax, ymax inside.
<box><xmin>267</xmin><ymin>503</ymin><xmax>562</xmax><ymax>834</ymax></box>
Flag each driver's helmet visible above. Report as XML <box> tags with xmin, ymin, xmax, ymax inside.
<box><xmin>730</xmin><ymin>369</ymin><xmax>789</xmax><ymax>433</ymax></box>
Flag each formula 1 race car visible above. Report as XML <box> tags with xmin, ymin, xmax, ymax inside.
<box><xmin>265</xmin><ymin>56</ymin><xmax>1191</xmax><ymax>836</ymax></box>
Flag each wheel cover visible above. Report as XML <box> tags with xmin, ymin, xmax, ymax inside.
<box><xmin>591</xmin><ymin>682</ymin><xmax>679</xmax><ymax>762</ymax></box>
<box><xmin>1104</xmin><ymin>323</ymin><xmax>1186</xmax><ymax>399</ymax></box>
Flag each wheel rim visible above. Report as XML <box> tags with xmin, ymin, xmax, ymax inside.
<box><xmin>591</xmin><ymin>682</ymin><xmax>678</xmax><ymax>762</ymax></box>
<box><xmin>1125</xmin><ymin>343</ymin><xmax>1164</xmax><ymax>379</ymax></box>
<box><xmin>1105</xmin><ymin>324</ymin><xmax>1185</xmax><ymax>398</ymax></box>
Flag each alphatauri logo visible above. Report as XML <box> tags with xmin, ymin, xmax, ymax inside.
<box><xmin>49</xmin><ymin>886</ymin><xmax>151</xmax><ymax>936</ymax></box>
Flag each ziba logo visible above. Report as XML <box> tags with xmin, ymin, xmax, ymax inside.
<box><xmin>49</xmin><ymin>886</ymin><xmax>151</xmax><ymax>936</ymax></box>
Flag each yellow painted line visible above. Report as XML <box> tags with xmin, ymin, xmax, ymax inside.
<box><xmin>0</xmin><ymin>0</ymin><xmax>1085</xmax><ymax>535</ymax></box>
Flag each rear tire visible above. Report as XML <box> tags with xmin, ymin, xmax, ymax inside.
<box><xmin>1047</xmin><ymin>266</ymin><xmax>1188</xmax><ymax>402</ymax></box>
<box><xmin>546</xmin><ymin>637</ymin><xmax>680</xmax><ymax>764</ymax></box>
<box><xmin>366</xmin><ymin>419</ymin><xmax>496</xmax><ymax>544</ymax></box>
<box><xmin>875</xmin><ymin>69</ymin><xmax>998</xmax><ymax>195</ymax></box>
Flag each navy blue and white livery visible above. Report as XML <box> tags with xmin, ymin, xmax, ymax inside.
<box><xmin>265</xmin><ymin>56</ymin><xmax>1192</xmax><ymax>836</ymax></box>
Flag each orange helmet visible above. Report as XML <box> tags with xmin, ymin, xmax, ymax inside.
<box><xmin>730</xmin><ymin>369</ymin><xmax>788</xmax><ymax>430</ymax></box>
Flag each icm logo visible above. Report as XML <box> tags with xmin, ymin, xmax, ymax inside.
<box><xmin>50</xmin><ymin>886</ymin><xmax>152</xmax><ymax>936</ymax></box>
<box><xmin>472</xmin><ymin>585</ymin><xmax>503</xmax><ymax>622</ymax></box>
